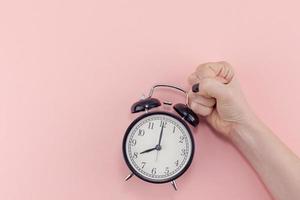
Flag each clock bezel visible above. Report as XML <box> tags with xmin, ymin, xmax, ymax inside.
<box><xmin>122</xmin><ymin>111</ymin><xmax>195</xmax><ymax>184</ymax></box>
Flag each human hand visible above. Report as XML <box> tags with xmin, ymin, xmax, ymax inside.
<box><xmin>189</xmin><ymin>62</ymin><xmax>300</xmax><ymax>200</ymax></box>
<box><xmin>188</xmin><ymin>61</ymin><xmax>257</xmax><ymax>139</ymax></box>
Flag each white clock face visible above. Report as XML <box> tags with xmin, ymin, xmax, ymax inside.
<box><xmin>124</xmin><ymin>112</ymin><xmax>194</xmax><ymax>183</ymax></box>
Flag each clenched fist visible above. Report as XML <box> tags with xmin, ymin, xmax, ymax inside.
<box><xmin>188</xmin><ymin>61</ymin><xmax>256</xmax><ymax>139</ymax></box>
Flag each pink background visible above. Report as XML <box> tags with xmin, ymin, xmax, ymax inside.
<box><xmin>1</xmin><ymin>0</ymin><xmax>300</xmax><ymax>199</ymax></box>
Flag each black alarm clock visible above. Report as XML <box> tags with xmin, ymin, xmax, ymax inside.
<box><xmin>122</xmin><ymin>84</ymin><xmax>199</xmax><ymax>190</ymax></box>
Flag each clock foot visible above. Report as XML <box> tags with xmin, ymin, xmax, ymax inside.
<box><xmin>171</xmin><ymin>180</ymin><xmax>178</xmax><ymax>191</ymax></box>
<box><xmin>124</xmin><ymin>173</ymin><xmax>134</xmax><ymax>181</ymax></box>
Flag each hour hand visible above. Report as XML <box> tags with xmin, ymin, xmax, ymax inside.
<box><xmin>140</xmin><ymin>147</ymin><xmax>157</xmax><ymax>154</ymax></box>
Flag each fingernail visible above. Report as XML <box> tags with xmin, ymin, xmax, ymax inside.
<box><xmin>192</xmin><ymin>83</ymin><xmax>199</xmax><ymax>93</ymax></box>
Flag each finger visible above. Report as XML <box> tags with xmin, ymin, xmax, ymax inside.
<box><xmin>196</xmin><ymin>61</ymin><xmax>234</xmax><ymax>84</ymax></box>
<box><xmin>189</xmin><ymin>101</ymin><xmax>213</xmax><ymax>116</ymax></box>
<box><xmin>188</xmin><ymin>90</ymin><xmax>216</xmax><ymax>107</ymax></box>
<box><xmin>188</xmin><ymin>72</ymin><xmax>199</xmax><ymax>85</ymax></box>
<box><xmin>192</xmin><ymin>78</ymin><xmax>231</xmax><ymax>100</ymax></box>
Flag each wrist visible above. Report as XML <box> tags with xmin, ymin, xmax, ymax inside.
<box><xmin>229</xmin><ymin>113</ymin><xmax>264</xmax><ymax>143</ymax></box>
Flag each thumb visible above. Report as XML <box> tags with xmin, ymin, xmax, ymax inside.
<box><xmin>192</xmin><ymin>78</ymin><xmax>230</xmax><ymax>101</ymax></box>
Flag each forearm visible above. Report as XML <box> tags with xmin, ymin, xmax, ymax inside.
<box><xmin>231</xmin><ymin>117</ymin><xmax>300</xmax><ymax>200</ymax></box>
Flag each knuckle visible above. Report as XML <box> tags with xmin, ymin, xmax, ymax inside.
<box><xmin>219</xmin><ymin>61</ymin><xmax>234</xmax><ymax>71</ymax></box>
<box><xmin>196</xmin><ymin>62</ymin><xmax>213</xmax><ymax>71</ymax></box>
<box><xmin>188</xmin><ymin>73</ymin><xmax>198</xmax><ymax>84</ymax></box>
<box><xmin>196</xmin><ymin>64</ymin><xmax>204</xmax><ymax>71</ymax></box>
<box><xmin>219</xmin><ymin>61</ymin><xmax>231</xmax><ymax>67</ymax></box>
<box><xmin>217</xmin><ymin>61</ymin><xmax>235</xmax><ymax>83</ymax></box>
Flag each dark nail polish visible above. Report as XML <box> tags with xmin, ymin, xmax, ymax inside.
<box><xmin>192</xmin><ymin>83</ymin><xmax>199</xmax><ymax>93</ymax></box>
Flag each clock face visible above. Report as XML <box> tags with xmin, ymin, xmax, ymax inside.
<box><xmin>123</xmin><ymin>112</ymin><xmax>194</xmax><ymax>183</ymax></box>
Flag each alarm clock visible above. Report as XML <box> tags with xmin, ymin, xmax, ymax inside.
<box><xmin>122</xmin><ymin>84</ymin><xmax>199</xmax><ymax>190</ymax></box>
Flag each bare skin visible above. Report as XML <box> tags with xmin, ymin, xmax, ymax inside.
<box><xmin>188</xmin><ymin>61</ymin><xmax>300</xmax><ymax>200</ymax></box>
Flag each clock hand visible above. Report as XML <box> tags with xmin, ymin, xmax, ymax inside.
<box><xmin>140</xmin><ymin>147</ymin><xmax>157</xmax><ymax>154</ymax></box>
<box><xmin>157</xmin><ymin>123</ymin><xmax>165</xmax><ymax>148</ymax></box>
<box><xmin>155</xmin><ymin>124</ymin><xmax>165</xmax><ymax>162</ymax></box>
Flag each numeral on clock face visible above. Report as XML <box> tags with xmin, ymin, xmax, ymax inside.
<box><xmin>138</xmin><ymin>129</ymin><xmax>145</xmax><ymax>136</ymax></box>
<box><xmin>130</xmin><ymin>139</ymin><xmax>137</xmax><ymax>146</ymax></box>
<box><xmin>148</xmin><ymin>122</ymin><xmax>154</xmax><ymax>129</ymax></box>
<box><xmin>159</xmin><ymin>120</ymin><xmax>167</xmax><ymax>128</ymax></box>
<box><xmin>179</xmin><ymin>135</ymin><xmax>184</xmax><ymax>143</ymax></box>
<box><xmin>151</xmin><ymin>168</ymin><xmax>157</xmax><ymax>175</ymax></box>
<box><xmin>181</xmin><ymin>149</ymin><xmax>187</xmax><ymax>156</ymax></box>
<box><xmin>164</xmin><ymin>167</ymin><xmax>170</xmax><ymax>175</ymax></box>
<box><xmin>141</xmin><ymin>162</ymin><xmax>146</xmax><ymax>169</ymax></box>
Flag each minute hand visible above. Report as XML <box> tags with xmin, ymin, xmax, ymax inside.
<box><xmin>157</xmin><ymin>123</ymin><xmax>164</xmax><ymax>147</ymax></box>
